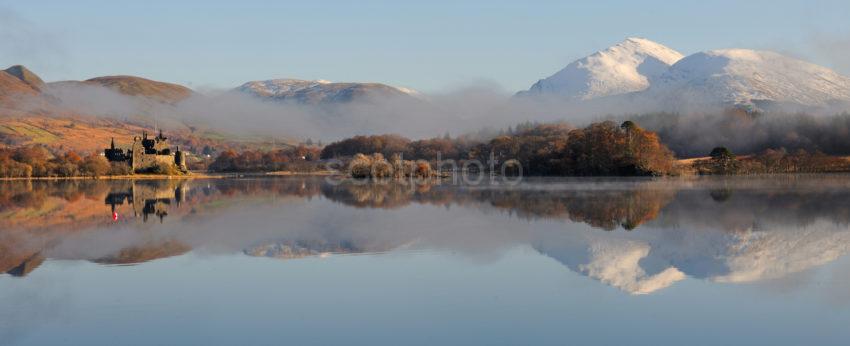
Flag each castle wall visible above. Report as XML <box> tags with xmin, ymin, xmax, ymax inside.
<box><xmin>133</xmin><ymin>153</ymin><xmax>175</xmax><ymax>172</ymax></box>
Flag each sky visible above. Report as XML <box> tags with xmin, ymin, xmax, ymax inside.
<box><xmin>2</xmin><ymin>0</ymin><xmax>850</xmax><ymax>93</ymax></box>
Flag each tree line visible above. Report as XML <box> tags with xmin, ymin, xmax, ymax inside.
<box><xmin>693</xmin><ymin>146</ymin><xmax>850</xmax><ymax>174</ymax></box>
<box><xmin>319</xmin><ymin>120</ymin><xmax>679</xmax><ymax>176</ymax></box>
<box><xmin>208</xmin><ymin>145</ymin><xmax>322</xmax><ymax>172</ymax></box>
<box><xmin>0</xmin><ymin>146</ymin><xmax>128</xmax><ymax>178</ymax></box>
<box><xmin>633</xmin><ymin>110</ymin><xmax>850</xmax><ymax>157</ymax></box>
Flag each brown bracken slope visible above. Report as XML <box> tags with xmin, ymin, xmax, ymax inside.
<box><xmin>83</xmin><ymin>75</ymin><xmax>193</xmax><ymax>104</ymax></box>
<box><xmin>0</xmin><ymin>65</ymin><xmax>210</xmax><ymax>153</ymax></box>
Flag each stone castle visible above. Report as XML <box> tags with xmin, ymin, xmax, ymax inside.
<box><xmin>105</xmin><ymin>130</ymin><xmax>188</xmax><ymax>173</ymax></box>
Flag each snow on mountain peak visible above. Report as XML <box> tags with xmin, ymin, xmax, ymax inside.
<box><xmin>520</xmin><ymin>37</ymin><xmax>684</xmax><ymax>100</ymax></box>
<box><xmin>236</xmin><ymin>79</ymin><xmax>329</xmax><ymax>97</ymax></box>
<box><xmin>648</xmin><ymin>48</ymin><xmax>850</xmax><ymax>108</ymax></box>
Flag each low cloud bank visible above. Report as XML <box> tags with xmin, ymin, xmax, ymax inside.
<box><xmin>35</xmin><ymin>81</ymin><xmax>850</xmax><ymax>156</ymax></box>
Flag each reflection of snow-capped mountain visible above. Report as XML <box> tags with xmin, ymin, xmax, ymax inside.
<box><xmin>534</xmin><ymin>217</ymin><xmax>850</xmax><ymax>295</ymax></box>
<box><xmin>244</xmin><ymin>241</ymin><xmax>332</xmax><ymax>259</ymax></box>
<box><xmin>536</xmin><ymin>236</ymin><xmax>685</xmax><ymax>294</ymax></box>
<box><xmin>711</xmin><ymin>220</ymin><xmax>850</xmax><ymax>283</ymax></box>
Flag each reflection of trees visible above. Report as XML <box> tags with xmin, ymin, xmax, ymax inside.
<box><xmin>0</xmin><ymin>180</ymin><xmax>112</xmax><ymax>213</ymax></box>
<box><xmin>6</xmin><ymin>176</ymin><xmax>850</xmax><ymax>284</ymax></box>
<box><xmin>0</xmin><ymin>177</ymin><xmax>330</xmax><ymax>276</ymax></box>
<box><xmin>320</xmin><ymin>180</ymin><xmax>434</xmax><ymax>209</ymax></box>
<box><xmin>471</xmin><ymin>187</ymin><xmax>675</xmax><ymax>230</ymax></box>
<box><xmin>214</xmin><ymin>178</ymin><xmax>323</xmax><ymax>198</ymax></box>
<box><xmin>655</xmin><ymin>184</ymin><xmax>850</xmax><ymax>232</ymax></box>
<box><xmin>320</xmin><ymin>180</ymin><xmax>676</xmax><ymax>231</ymax></box>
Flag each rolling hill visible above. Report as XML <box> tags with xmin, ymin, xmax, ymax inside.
<box><xmin>47</xmin><ymin>75</ymin><xmax>193</xmax><ymax>104</ymax></box>
<box><xmin>0</xmin><ymin>65</ymin><xmax>225</xmax><ymax>154</ymax></box>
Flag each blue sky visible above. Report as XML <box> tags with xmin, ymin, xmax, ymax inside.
<box><xmin>2</xmin><ymin>0</ymin><xmax>849</xmax><ymax>92</ymax></box>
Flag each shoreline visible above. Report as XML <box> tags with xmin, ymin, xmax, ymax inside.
<box><xmin>0</xmin><ymin>170</ymin><xmax>344</xmax><ymax>181</ymax></box>
<box><xmin>2</xmin><ymin>166</ymin><xmax>850</xmax><ymax>181</ymax></box>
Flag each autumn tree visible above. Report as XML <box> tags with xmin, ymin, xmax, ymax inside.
<box><xmin>79</xmin><ymin>154</ymin><xmax>111</xmax><ymax>177</ymax></box>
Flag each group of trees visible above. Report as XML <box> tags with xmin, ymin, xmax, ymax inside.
<box><xmin>208</xmin><ymin>145</ymin><xmax>322</xmax><ymax>172</ymax></box>
<box><xmin>0</xmin><ymin>145</ymin><xmax>126</xmax><ymax>178</ymax></box>
<box><xmin>348</xmin><ymin>153</ymin><xmax>433</xmax><ymax>179</ymax></box>
<box><xmin>321</xmin><ymin>120</ymin><xmax>679</xmax><ymax>176</ymax></box>
<box><xmin>319</xmin><ymin>133</ymin><xmax>482</xmax><ymax>161</ymax></box>
<box><xmin>695</xmin><ymin>146</ymin><xmax>849</xmax><ymax>175</ymax></box>
<box><xmin>559</xmin><ymin>121</ymin><xmax>676</xmax><ymax>175</ymax></box>
<box><xmin>471</xmin><ymin>121</ymin><xmax>676</xmax><ymax>176</ymax></box>
<box><xmin>633</xmin><ymin>110</ymin><xmax>850</xmax><ymax>157</ymax></box>
<box><xmin>320</xmin><ymin>134</ymin><xmax>411</xmax><ymax>159</ymax></box>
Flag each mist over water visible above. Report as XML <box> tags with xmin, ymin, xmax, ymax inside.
<box><xmin>28</xmin><ymin>79</ymin><xmax>849</xmax><ymax>157</ymax></box>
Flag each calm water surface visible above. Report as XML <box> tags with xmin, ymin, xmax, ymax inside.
<box><xmin>2</xmin><ymin>176</ymin><xmax>850</xmax><ymax>345</ymax></box>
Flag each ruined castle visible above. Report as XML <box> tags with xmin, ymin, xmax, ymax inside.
<box><xmin>105</xmin><ymin>130</ymin><xmax>188</xmax><ymax>173</ymax></box>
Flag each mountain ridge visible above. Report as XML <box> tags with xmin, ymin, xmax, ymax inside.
<box><xmin>520</xmin><ymin>38</ymin><xmax>850</xmax><ymax>111</ymax></box>
<box><xmin>235</xmin><ymin>78</ymin><xmax>418</xmax><ymax>104</ymax></box>
<box><xmin>643</xmin><ymin>48</ymin><xmax>850</xmax><ymax>109</ymax></box>
<box><xmin>46</xmin><ymin>75</ymin><xmax>194</xmax><ymax>104</ymax></box>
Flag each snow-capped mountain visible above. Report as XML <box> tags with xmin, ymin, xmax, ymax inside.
<box><xmin>521</xmin><ymin>38</ymin><xmax>850</xmax><ymax>111</ymax></box>
<box><xmin>235</xmin><ymin>79</ymin><xmax>419</xmax><ymax>104</ymax></box>
<box><xmin>644</xmin><ymin>49</ymin><xmax>850</xmax><ymax>110</ymax></box>
<box><xmin>518</xmin><ymin>37</ymin><xmax>684</xmax><ymax>100</ymax></box>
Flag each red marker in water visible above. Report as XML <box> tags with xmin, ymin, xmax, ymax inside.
<box><xmin>112</xmin><ymin>212</ymin><xmax>119</xmax><ymax>221</ymax></box>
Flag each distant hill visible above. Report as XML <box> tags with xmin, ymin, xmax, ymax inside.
<box><xmin>235</xmin><ymin>79</ymin><xmax>419</xmax><ymax>104</ymax></box>
<box><xmin>0</xmin><ymin>65</ymin><xmax>42</xmax><ymax>103</ymax></box>
<box><xmin>3</xmin><ymin>65</ymin><xmax>46</xmax><ymax>92</ymax></box>
<box><xmin>47</xmin><ymin>75</ymin><xmax>193</xmax><ymax>104</ymax></box>
<box><xmin>0</xmin><ymin>65</ymin><xmax>229</xmax><ymax>154</ymax></box>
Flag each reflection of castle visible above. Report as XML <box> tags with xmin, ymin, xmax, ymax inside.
<box><xmin>104</xmin><ymin>130</ymin><xmax>188</xmax><ymax>173</ymax></box>
<box><xmin>105</xmin><ymin>180</ymin><xmax>188</xmax><ymax>222</ymax></box>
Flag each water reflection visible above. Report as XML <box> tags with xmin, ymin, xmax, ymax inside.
<box><xmin>3</xmin><ymin>176</ymin><xmax>850</xmax><ymax>295</ymax></box>
<box><xmin>104</xmin><ymin>180</ymin><xmax>189</xmax><ymax>222</ymax></box>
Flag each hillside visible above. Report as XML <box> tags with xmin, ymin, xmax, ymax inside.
<box><xmin>0</xmin><ymin>65</ymin><xmax>229</xmax><ymax>154</ymax></box>
<box><xmin>48</xmin><ymin>75</ymin><xmax>193</xmax><ymax>104</ymax></box>
<box><xmin>3</xmin><ymin>65</ymin><xmax>45</xmax><ymax>92</ymax></box>
<box><xmin>0</xmin><ymin>66</ymin><xmax>41</xmax><ymax>103</ymax></box>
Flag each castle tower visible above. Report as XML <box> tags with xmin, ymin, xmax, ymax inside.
<box><xmin>175</xmin><ymin>146</ymin><xmax>188</xmax><ymax>172</ymax></box>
